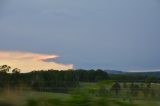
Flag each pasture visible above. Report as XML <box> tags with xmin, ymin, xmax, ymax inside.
<box><xmin>0</xmin><ymin>82</ymin><xmax>160</xmax><ymax>106</ymax></box>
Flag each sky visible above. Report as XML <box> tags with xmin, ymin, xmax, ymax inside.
<box><xmin>0</xmin><ymin>0</ymin><xmax>160</xmax><ymax>72</ymax></box>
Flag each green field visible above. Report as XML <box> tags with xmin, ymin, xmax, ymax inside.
<box><xmin>1</xmin><ymin>91</ymin><xmax>160</xmax><ymax>106</ymax></box>
<box><xmin>0</xmin><ymin>82</ymin><xmax>160</xmax><ymax>106</ymax></box>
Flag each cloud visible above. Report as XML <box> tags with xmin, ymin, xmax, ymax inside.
<box><xmin>0</xmin><ymin>51</ymin><xmax>73</xmax><ymax>72</ymax></box>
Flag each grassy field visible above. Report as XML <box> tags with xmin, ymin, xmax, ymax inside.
<box><xmin>1</xmin><ymin>91</ymin><xmax>160</xmax><ymax>106</ymax></box>
<box><xmin>0</xmin><ymin>82</ymin><xmax>160</xmax><ymax>106</ymax></box>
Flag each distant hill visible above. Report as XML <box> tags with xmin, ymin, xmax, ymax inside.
<box><xmin>104</xmin><ymin>70</ymin><xmax>124</xmax><ymax>74</ymax></box>
<box><xmin>126</xmin><ymin>71</ymin><xmax>160</xmax><ymax>78</ymax></box>
<box><xmin>104</xmin><ymin>69</ymin><xmax>160</xmax><ymax>78</ymax></box>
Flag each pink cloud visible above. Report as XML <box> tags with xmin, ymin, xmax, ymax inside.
<box><xmin>0</xmin><ymin>51</ymin><xmax>73</xmax><ymax>72</ymax></box>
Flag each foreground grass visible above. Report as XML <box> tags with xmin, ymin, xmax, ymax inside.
<box><xmin>0</xmin><ymin>82</ymin><xmax>160</xmax><ymax>106</ymax></box>
<box><xmin>0</xmin><ymin>90</ymin><xmax>160</xmax><ymax>106</ymax></box>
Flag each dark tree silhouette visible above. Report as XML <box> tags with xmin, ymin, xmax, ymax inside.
<box><xmin>0</xmin><ymin>65</ymin><xmax>11</xmax><ymax>73</ymax></box>
<box><xmin>111</xmin><ymin>82</ymin><xmax>121</xmax><ymax>96</ymax></box>
<box><xmin>12</xmin><ymin>68</ymin><xmax>21</xmax><ymax>74</ymax></box>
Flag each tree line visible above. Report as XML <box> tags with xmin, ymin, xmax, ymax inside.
<box><xmin>1</xmin><ymin>65</ymin><xmax>160</xmax><ymax>93</ymax></box>
<box><xmin>0</xmin><ymin>65</ymin><xmax>109</xmax><ymax>92</ymax></box>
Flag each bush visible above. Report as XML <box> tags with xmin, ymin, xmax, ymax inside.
<box><xmin>26</xmin><ymin>99</ymin><xmax>38</xmax><ymax>106</ymax></box>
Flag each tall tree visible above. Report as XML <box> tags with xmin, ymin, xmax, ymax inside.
<box><xmin>0</xmin><ymin>65</ymin><xmax>11</xmax><ymax>73</ymax></box>
<box><xmin>111</xmin><ymin>82</ymin><xmax>121</xmax><ymax>96</ymax></box>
